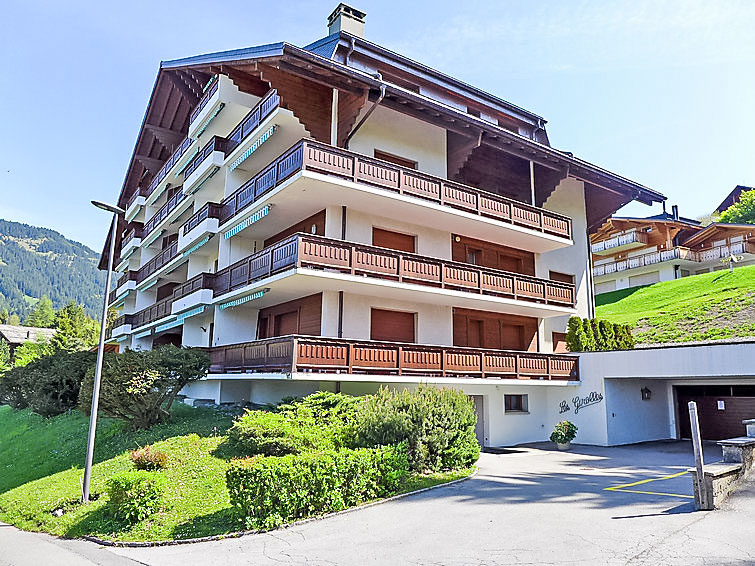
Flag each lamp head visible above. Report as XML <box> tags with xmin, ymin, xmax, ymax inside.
<box><xmin>91</xmin><ymin>200</ymin><xmax>125</xmax><ymax>214</ymax></box>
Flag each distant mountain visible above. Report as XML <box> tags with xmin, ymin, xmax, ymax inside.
<box><xmin>0</xmin><ymin>219</ymin><xmax>105</xmax><ymax>320</ymax></box>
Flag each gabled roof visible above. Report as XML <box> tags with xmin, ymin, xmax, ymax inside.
<box><xmin>613</xmin><ymin>211</ymin><xmax>700</xmax><ymax>226</ymax></box>
<box><xmin>714</xmin><ymin>185</ymin><xmax>754</xmax><ymax>214</ymax></box>
<box><xmin>682</xmin><ymin>222</ymin><xmax>755</xmax><ymax>248</ymax></box>
<box><xmin>0</xmin><ymin>324</ymin><xmax>56</xmax><ymax>346</ymax></box>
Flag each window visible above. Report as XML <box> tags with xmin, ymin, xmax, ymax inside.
<box><xmin>504</xmin><ymin>394</ymin><xmax>528</xmax><ymax>413</ymax></box>
<box><xmin>374</xmin><ymin>149</ymin><xmax>417</xmax><ymax>170</ymax></box>
<box><xmin>370</xmin><ymin>308</ymin><xmax>416</xmax><ymax>343</ymax></box>
<box><xmin>549</xmin><ymin>271</ymin><xmax>574</xmax><ymax>284</ymax></box>
<box><xmin>372</xmin><ymin>227</ymin><xmax>416</xmax><ymax>253</ymax></box>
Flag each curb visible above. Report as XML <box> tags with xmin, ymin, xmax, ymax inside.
<box><xmin>83</xmin><ymin>468</ymin><xmax>478</xmax><ymax>548</ymax></box>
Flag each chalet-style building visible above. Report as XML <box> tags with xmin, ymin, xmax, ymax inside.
<box><xmin>714</xmin><ymin>184</ymin><xmax>753</xmax><ymax>215</ymax></box>
<box><xmin>102</xmin><ymin>5</ymin><xmax>667</xmax><ymax>446</ymax></box>
<box><xmin>0</xmin><ymin>324</ymin><xmax>56</xmax><ymax>355</ymax></box>
<box><xmin>591</xmin><ymin>206</ymin><xmax>755</xmax><ymax>295</ymax></box>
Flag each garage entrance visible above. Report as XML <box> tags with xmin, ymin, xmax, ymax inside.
<box><xmin>676</xmin><ymin>385</ymin><xmax>755</xmax><ymax>440</ymax></box>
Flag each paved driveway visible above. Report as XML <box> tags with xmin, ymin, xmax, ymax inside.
<box><xmin>2</xmin><ymin>441</ymin><xmax>754</xmax><ymax>566</ymax></box>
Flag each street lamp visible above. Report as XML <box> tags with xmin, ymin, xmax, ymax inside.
<box><xmin>82</xmin><ymin>200</ymin><xmax>125</xmax><ymax>502</ymax></box>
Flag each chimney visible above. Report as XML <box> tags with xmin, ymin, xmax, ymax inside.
<box><xmin>672</xmin><ymin>205</ymin><xmax>679</xmax><ymax>221</ymax></box>
<box><xmin>328</xmin><ymin>3</ymin><xmax>366</xmax><ymax>38</ymax></box>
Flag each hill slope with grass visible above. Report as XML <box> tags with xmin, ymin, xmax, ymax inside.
<box><xmin>595</xmin><ymin>265</ymin><xmax>755</xmax><ymax>344</ymax></box>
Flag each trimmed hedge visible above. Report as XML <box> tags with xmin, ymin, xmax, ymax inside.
<box><xmin>228</xmin><ymin>410</ymin><xmax>335</xmax><ymax>456</ymax></box>
<box><xmin>565</xmin><ymin>316</ymin><xmax>634</xmax><ymax>352</ymax></box>
<box><xmin>226</xmin><ymin>445</ymin><xmax>409</xmax><ymax>529</ymax></box>
<box><xmin>106</xmin><ymin>470</ymin><xmax>166</xmax><ymax>523</ymax></box>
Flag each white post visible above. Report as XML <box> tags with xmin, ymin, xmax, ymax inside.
<box><xmin>688</xmin><ymin>401</ymin><xmax>707</xmax><ymax>509</ymax></box>
<box><xmin>82</xmin><ymin>212</ymin><xmax>118</xmax><ymax>502</ymax></box>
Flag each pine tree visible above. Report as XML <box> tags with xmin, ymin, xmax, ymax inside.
<box><xmin>581</xmin><ymin>318</ymin><xmax>597</xmax><ymax>351</ymax></box>
<box><xmin>0</xmin><ymin>339</ymin><xmax>11</xmax><ymax>372</ymax></box>
<box><xmin>25</xmin><ymin>296</ymin><xmax>55</xmax><ymax>328</ymax></box>
<box><xmin>51</xmin><ymin>301</ymin><xmax>100</xmax><ymax>352</ymax></box>
<box><xmin>598</xmin><ymin>319</ymin><xmax>616</xmax><ymax>350</ymax></box>
<box><xmin>565</xmin><ymin>316</ymin><xmax>583</xmax><ymax>352</ymax></box>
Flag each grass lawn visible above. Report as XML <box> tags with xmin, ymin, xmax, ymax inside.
<box><xmin>595</xmin><ymin>264</ymin><xmax>755</xmax><ymax>344</ymax></box>
<box><xmin>0</xmin><ymin>405</ymin><xmax>473</xmax><ymax>542</ymax></box>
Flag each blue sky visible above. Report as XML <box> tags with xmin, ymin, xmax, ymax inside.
<box><xmin>1</xmin><ymin>0</ymin><xmax>754</xmax><ymax>251</ymax></box>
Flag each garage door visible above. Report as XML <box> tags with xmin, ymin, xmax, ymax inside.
<box><xmin>676</xmin><ymin>385</ymin><xmax>755</xmax><ymax>440</ymax></box>
<box><xmin>594</xmin><ymin>280</ymin><xmax>616</xmax><ymax>295</ymax></box>
<box><xmin>629</xmin><ymin>271</ymin><xmax>660</xmax><ymax>287</ymax></box>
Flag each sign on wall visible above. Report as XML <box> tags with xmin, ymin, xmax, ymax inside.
<box><xmin>559</xmin><ymin>391</ymin><xmax>604</xmax><ymax>415</ymax></box>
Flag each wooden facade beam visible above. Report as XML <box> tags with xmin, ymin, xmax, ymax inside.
<box><xmin>166</xmin><ymin>71</ymin><xmax>199</xmax><ymax>106</ymax></box>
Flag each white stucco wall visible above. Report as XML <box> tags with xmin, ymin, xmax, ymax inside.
<box><xmin>344</xmin><ymin>209</ymin><xmax>451</xmax><ymax>259</ymax></box>
<box><xmin>212</xmin><ymin>304</ymin><xmax>259</xmax><ymax>346</ymax></box>
<box><xmin>348</xmin><ymin>105</ymin><xmax>447</xmax><ymax>178</ymax></box>
<box><xmin>537</xmin><ymin>177</ymin><xmax>590</xmax><ymax>352</ymax></box>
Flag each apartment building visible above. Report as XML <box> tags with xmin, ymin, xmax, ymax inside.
<box><xmin>103</xmin><ymin>4</ymin><xmax>665</xmax><ymax>446</ymax></box>
<box><xmin>591</xmin><ymin>207</ymin><xmax>755</xmax><ymax>295</ymax></box>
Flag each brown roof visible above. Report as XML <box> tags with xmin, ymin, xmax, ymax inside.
<box><xmin>0</xmin><ymin>324</ymin><xmax>57</xmax><ymax>346</ymax></box>
<box><xmin>714</xmin><ymin>185</ymin><xmax>753</xmax><ymax>214</ymax></box>
<box><xmin>682</xmin><ymin>223</ymin><xmax>755</xmax><ymax>248</ymax></box>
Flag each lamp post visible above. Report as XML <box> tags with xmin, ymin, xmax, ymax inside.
<box><xmin>82</xmin><ymin>200</ymin><xmax>125</xmax><ymax>502</ymax></box>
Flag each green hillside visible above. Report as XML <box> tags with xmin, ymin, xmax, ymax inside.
<box><xmin>0</xmin><ymin>219</ymin><xmax>105</xmax><ymax>319</ymax></box>
<box><xmin>595</xmin><ymin>265</ymin><xmax>755</xmax><ymax>344</ymax></box>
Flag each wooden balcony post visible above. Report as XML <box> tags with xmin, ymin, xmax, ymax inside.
<box><xmin>348</xmin><ymin>343</ymin><xmax>354</xmax><ymax>374</ymax></box>
<box><xmin>290</xmin><ymin>337</ymin><xmax>298</xmax><ymax>374</ymax></box>
<box><xmin>546</xmin><ymin>356</ymin><xmax>552</xmax><ymax>380</ymax></box>
<box><xmin>397</xmin><ymin>346</ymin><xmax>403</xmax><ymax>375</ymax></box>
<box><xmin>514</xmin><ymin>354</ymin><xmax>519</xmax><ymax>380</ymax></box>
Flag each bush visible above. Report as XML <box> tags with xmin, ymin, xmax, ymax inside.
<box><xmin>226</xmin><ymin>445</ymin><xmax>409</xmax><ymax>529</ymax></box>
<box><xmin>565</xmin><ymin>316</ymin><xmax>635</xmax><ymax>352</ymax></box>
<box><xmin>354</xmin><ymin>385</ymin><xmax>479</xmax><ymax>472</ymax></box>
<box><xmin>78</xmin><ymin>345</ymin><xmax>210</xmax><ymax>429</ymax></box>
<box><xmin>550</xmin><ymin>420</ymin><xmax>578</xmax><ymax>444</ymax></box>
<box><xmin>0</xmin><ymin>350</ymin><xmax>95</xmax><ymax>416</ymax></box>
<box><xmin>130</xmin><ymin>445</ymin><xmax>169</xmax><ymax>470</ymax></box>
<box><xmin>106</xmin><ymin>470</ymin><xmax>166</xmax><ymax>523</ymax></box>
<box><xmin>228</xmin><ymin>410</ymin><xmax>335</xmax><ymax>456</ymax></box>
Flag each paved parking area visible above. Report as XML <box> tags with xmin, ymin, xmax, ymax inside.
<box><xmin>2</xmin><ymin>441</ymin><xmax>754</xmax><ymax>565</ymax></box>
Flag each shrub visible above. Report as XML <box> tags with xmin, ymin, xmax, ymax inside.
<box><xmin>354</xmin><ymin>385</ymin><xmax>479</xmax><ymax>472</ymax></box>
<box><xmin>565</xmin><ymin>317</ymin><xmax>634</xmax><ymax>352</ymax></box>
<box><xmin>228</xmin><ymin>410</ymin><xmax>334</xmax><ymax>456</ymax></box>
<box><xmin>106</xmin><ymin>470</ymin><xmax>166</xmax><ymax>523</ymax></box>
<box><xmin>226</xmin><ymin>445</ymin><xmax>409</xmax><ymax>529</ymax></box>
<box><xmin>0</xmin><ymin>350</ymin><xmax>95</xmax><ymax>416</ymax></box>
<box><xmin>550</xmin><ymin>420</ymin><xmax>578</xmax><ymax>444</ymax></box>
<box><xmin>78</xmin><ymin>345</ymin><xmax>210</xmax><ymax>429</ymax></box>
<box><xmin>130</xmin><ymin>445</ymin><xmax>169</xmax><ymax>470</ymax></box>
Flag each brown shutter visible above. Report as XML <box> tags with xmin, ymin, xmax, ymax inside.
<box><xmin>370</xmin><ymin>308</ymin><xmax>416</xmax><ymax>343</ymax></box>
<box><xmin>372</xmin><ymin>228</ymin><xmax>416</xmax><ymax>253</ymax></box>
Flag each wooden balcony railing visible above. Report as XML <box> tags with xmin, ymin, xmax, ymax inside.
<box><xmin>116</xmin><ymin>270</ymin><xmax>138</xmax><ymax>288</ymax></box>
<box><xmin>217</xmin><ymin>139</ymin><xmax>573</xmax><ymax>240</ymax></box>
<box><xmin>208</xmin><ymin>335</ymin><xmax>579</xmax><ymax>381</ymax></box>
<box><xmin>130</xmin><ymin>272</ymin><xmax>215</xmax><ymax>330</ymax></box>
<box><xmin>593</xmin><ymin>246</ymin><xmax>693</xmax><ymax>277</ymax></box>
<box><xmin>182</xmin><ymin>202</ymin><xmax>224</xmax><ymax>236</ymax></box>
<box><xmin>694</xmin><ymin>240</ymin><xmax>755</xmax><ymax>262</ymax></box>
<box><xmin>190</xmin><ymin>76</ymin><xmax>219</xmax><ymax>123</ymax></box>
<box><xmin>225</xmin><ymin>89</ymin><xmax>280</xmax><ymax>156</ymax></box>
<box><xmin>213</xmin><ymin>233</ymin><xmax>576</xmax><ymax>307</ymax></box>
<box><xmin>147</xmin><ymin>137</ymin><xmax>193</xmax><ymax>196</ymax></box>
<box><xmin>183</xmin><ymin>136</ymin><xmax>228</xmax><ymax>179</ymax></box>
<box><xmin>136</xmin><ymin>241</ymin><xmax>179</xmax><ymax>283</ymax></box>
<box><xmin>142</xmin><ymin>189</ymin><xmax>187</xmax><ymax>239</ymax></box>
<box><xmin>121</xmin><ymin>225</ymin><xmax>144</xmax><ymax>249</ymax></box>
<box><xmin>127</xmin><ymin>186</ymin><xmax>149</xmax><ymax>210</ymax></box>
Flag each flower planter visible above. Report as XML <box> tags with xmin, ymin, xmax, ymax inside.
<box><xmin>556</xmin><ymin>441</ymin><xmax>571</xmax><ymax>451</ymax></box>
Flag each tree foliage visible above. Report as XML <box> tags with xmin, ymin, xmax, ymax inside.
<box><xmin>719</xmin><ymin>190</ymin><xmax>755</xmax><ymax>225</ymax></box>
<box><xmin>565</xmin><ymin>316</ymin><xmax>634</xmax><ymax>352</ymax></box>
<box><xmin>78</xmin><ymin>346</ymin><xmax>210</xmax><ymax>429</ymax></box>
<box><xmin>50</xmin><ymin>301</ymin><xmax>99</xmax><ymax>352</ymax></box>
<box><xmin>24</xmin><ymin>296</ymin><xmax>55</xmax><ymax>328</ymax></box>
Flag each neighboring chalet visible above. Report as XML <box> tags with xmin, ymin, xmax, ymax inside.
<box><xmin>591</xmin><ymin>205</ymin><xmax>755</xmax><ymax>295</ymax></box>
<box><xmin>714</xmin><ymin>184</ymin><xmax>753</xmax><ymax>214</ymax></box>
<box><xmin>101</xmin><ymin>4</ymin><xmax>666</xmax><ymax>446</ymax></box>
<box><xmin>0</xmin><ymin>324</ymin><xmax>56</xmax><ymax>355</ymax></box>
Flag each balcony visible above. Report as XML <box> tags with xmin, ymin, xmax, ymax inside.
<box><xmin>145</xmin><ymin>136</ymin><xmax>194</xmax><ymax>206</ymax></box>
<box><xmin>213</xmin><ymin>233</ymin><xmax>576</xmax><ymax>318</ymax></box>
<box><xmin>183</xmin><ymin>136</ymin><xmax>228</xmax><ymax>196</ymax></box>
<box><xmin>695</xmin><ymin>240</ymin><xmax>755</xmax><ymax>263</ymax></box>
<box><xmin>178</xmin><ymin>202</ymin><xmax>224</xmax><ymax>254</ymax></box>
<box><xmin>136</xmin><ymin>241</ymin><xmax>181</xmax><ymax>285</ymax></box>
<box><xmin>591</xmin><ymin>231</ymin><xmax>649</xmax><ymax>256</ymax></box>
<box><xmin>208</xmin><ymin>336</ymin><xmax>579</xmax><ymax>382</ymax></box>
<box><xmin>125</xmin><ymin>187</ymin><xmax>149</xmax><ymax>221</ymax></box>
<box><xmin>593</xmin><ymin>247</ymin><xmax>696</xmax><ymax>277</ymax></box>
<box><xmin>224</xmin><ymin>89</ymin><xmax>281</xmax><ymax>162</ymax></box>
<box><xmin>130</xmin><ymin>272</ymin><xmax>215</xmax><ymax>331</ymax></box>
<box><xmin>108</xmin><ymin>314</ymin><xmax>135</xmax><ymax>339</ymax></box>
<box><xmin>218</xmin><ymin>140</ymin><xmax>573</xmax><ymax>254</ymax></box>
<box><xmin>120</xmin><ymin>225</ymin><xmax>143</xmax><ymax>256</ymax></box>
<box><xmin>188</xmin><ymin>75</ymin><xmax>261</xmax><ymax>140</ymax></box>
<box><xmin>142</xmin><ymin>189</ymin><xmax>191</xmax><ymax>244</ymax></box>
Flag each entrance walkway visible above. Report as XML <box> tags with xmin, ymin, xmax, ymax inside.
<box><xmin>2</xmin><ymin>442</ymin><xmax>753</xmax><ymax>565</ymax></box>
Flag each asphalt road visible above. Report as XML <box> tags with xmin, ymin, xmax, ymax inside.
<box><xmin>2</xmin><ymin>441</ymin><xmax>754</xmax><ymax>566</ymax></box>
